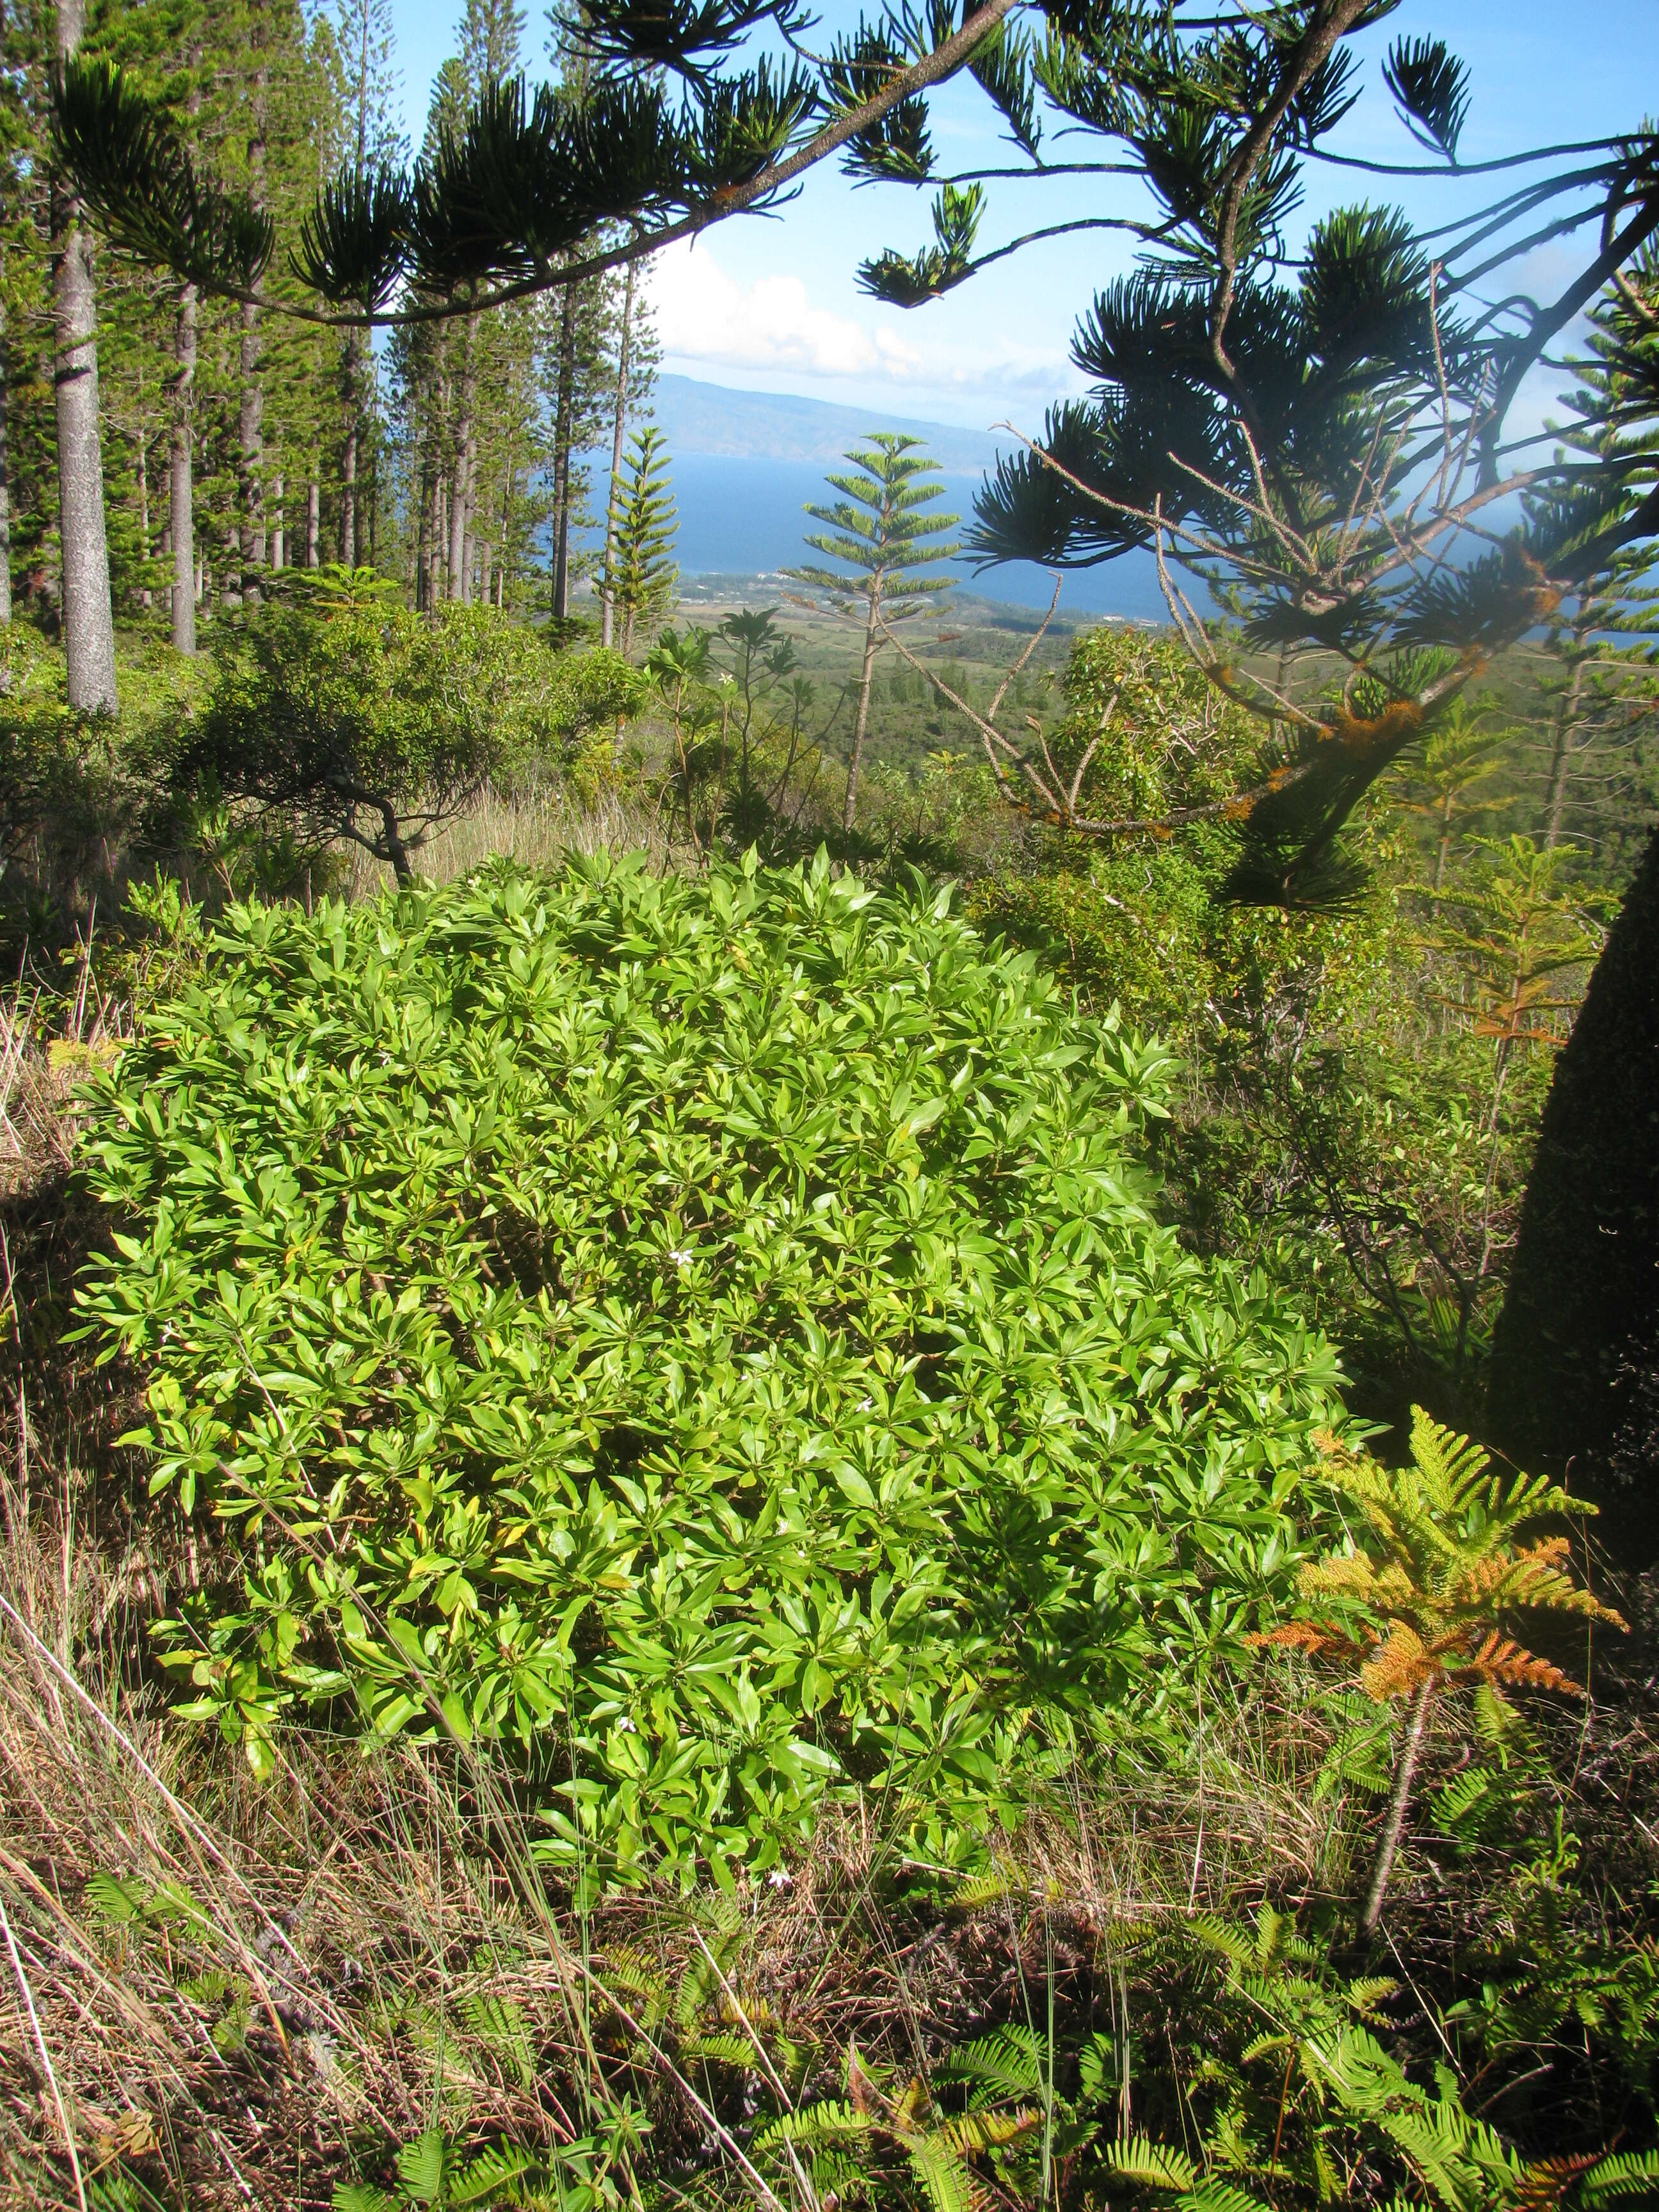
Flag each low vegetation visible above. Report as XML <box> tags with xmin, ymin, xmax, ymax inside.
<box><xmin>1</xmin><ymin>4</ymin><xmax>1657</xmax><ymax>2206</ymax></box>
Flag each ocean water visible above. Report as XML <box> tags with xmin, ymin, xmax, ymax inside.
<box><xmin>578</xmin><ymin>453</ymin><xmax>1167</xmax><ymax>623</ymax></box>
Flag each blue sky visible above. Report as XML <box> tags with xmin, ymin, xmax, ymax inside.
<box><xmin>385</xmin><ymin>2</ymin><xmax>1651</xmax><ymax>435</ymax></box>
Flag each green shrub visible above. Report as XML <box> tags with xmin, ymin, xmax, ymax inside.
<box><xmin>78</xmin><ymin>854</ymin><xmax>1340</xmax><ymax>1881</ymax></box>
<box><xmin>183</xmin><ymin>605</ymin><xmax>643</xmax><ymax>881</ymax></box>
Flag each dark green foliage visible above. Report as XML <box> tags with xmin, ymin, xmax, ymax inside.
<box><xmin>76</xmin><ymin>854</ymin><xmax>1340</xmax><ymax>1882</ymax></box>
<box><xmin>49</xmin><ymin>0</ymin><xmax>1006</xmax><ymax>326</ymax></box>
<box><xmin>1491</xmin><ymin>822</ymin><xmax>1659</xmax><ymax>1559</ymax></box>
<box><xmin>49</xmin><ymin>55</ymin><xmax>276</xmax><ymax>294</ymax></box>
<box><xmin>845</xmin><ymin>6</ymin><xmax>1659</xmax><ymax>910</ymax></box>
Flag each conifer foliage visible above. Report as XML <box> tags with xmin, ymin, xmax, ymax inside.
<box><xmin>597</xmin><ymin>424</ymin><xmax>678</xmax><ymax>653</ymax></box>
<box><xmin>785</xmin><ymin>434</ymin><xmax>958</xmax><ymax>829</ymax></box>
<box><xmin>837</xmin><ymin>6</ymin><xmax>1659</xmax><ymax>904</ymax></box>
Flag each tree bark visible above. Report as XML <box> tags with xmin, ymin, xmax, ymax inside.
<box><xmin>237</xmin><ymin>18</ymin><xmax>267</xmax><ymax>598</ymax></box>
<box><xmin>426</xmin><ymin>458</ymin><xmax>442</xmax><ymax>613</ymax></box>
<box><xmin>1361</xmin><ymin>1678</ymin><xmax>1434</xmax><ymax>1935</ymax></box>
<box><xmin>169</xmin><ymin>282</ymin><xmax>196</xmax><ymax>654</ymax></box>
<box><xmin>271</xmin><ymin>474</ymin><xmax>284</xmax><ymax>571</ymax></box>
<box><xmin>0</xmin><ymin>292</ymin><xmax>13</xmax><ymax>626</ymax></box>
<box><xmin>1490</xmin><ymin>821</ymin><xmax>1659</xmax><ymax>1559</ymax></box>
<box><xmin>51</xmin><ymin>0</ymin><xmax>118</xmax><ymax>712</ymax></box>
<box><xmin>137</xmin><ymin>431</ymin><xmax>151</xmax><ymax>608</ymax></box>
<box><xmin>1543</xmin><ymin>625</ymin><xmax>1591</xmax><ymax>851</ymax></box>
<box><xmin>843</xmin><ymin>591</ymin><xmax>882</xmax><ymax>831</ymax></box>
<box><xmin>341</xmin><ymin>346</ymin><xmax>359</xmax><ymax>568</ymax></box>
<box><xmin>600</xmin><ymin>255</ymin><xmax>636</xmax><ymax>650</ymax></box>
<box><xmin>551</xmin><ymin>281</ymin><xmax>578</xmax><ymax>621</ymax></box>
<box><xmin>307</xmin><ymin>478</ymin><xmax>320</xmax><ymax>567</ymax></box>
<box><xmin>448</xmin><ymin>312</ymin><xmax>476</xmax><ymax>602</ymax></box>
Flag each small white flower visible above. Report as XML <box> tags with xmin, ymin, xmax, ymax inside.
<box><xmin>668</xmin><ymin>1247</ymin><xmax>693</xmax><ymax>1267</ymax></box>
<box><xmin>616</xmin><ymin>1715</ymin><xmax>637</xmax><ymax>1733</ymax></box>
<box><xmin>767</xmin><ymin>1868</ymin><xmax>794</xmax><ymax>1889</ymax></box>
<box><xmin>858</xmin><ymin>1397</ymin><xmax>873</xmax><ymax>1412</ymax></box>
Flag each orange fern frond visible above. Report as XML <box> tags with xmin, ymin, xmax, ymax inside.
<box><xmin>1459</xmin><ymin>1631</ymin><xmax>1584</xmax><ymax>1697</ymax></box>
<box><xmin>1245</xmin><ymin>1621</ymin><xmax>1359</xmax><ymax>1659</ymax></box>
<box><xmin>1359</xmin><ymin>1624</ymin><xmax>1437</xmax><ymax>1704</ymax></box>
<box><xmin>1508</xmin><ymin>2152</ymin><xmax>1599</xmax><ymax>2212</ymax></box>
<box><xmin>1456</xmin><ymin>1540</ymin><xmax>1628</xmax><ymax>1629</ymax></box>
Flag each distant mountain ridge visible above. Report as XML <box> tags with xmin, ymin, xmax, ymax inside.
<box><xmin>648</xmin><ymin>374</ymin><xmax>1009</xmax><ymax>473</ymax></box>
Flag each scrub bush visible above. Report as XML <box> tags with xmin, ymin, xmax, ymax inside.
<box><xmin>78</xmin><ymin>853</ymin><xmax>1339</xmax><ymax>1880</ymax></box>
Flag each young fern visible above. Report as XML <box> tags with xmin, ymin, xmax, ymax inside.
<box><xmin>1249</xmin><ymin>1409</ymin><xmax>1624</xmax><ymax>1933</ymax></box>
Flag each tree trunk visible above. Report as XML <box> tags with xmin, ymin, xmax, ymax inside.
<box><xmin>271</xmin><ymin>474</ymin><xmax>284</xmax><ymax>571</ymax></box>
<box><xmin>51</xmin><ymin>0</ymin><xmax>118</xmax><ymax>712</ymax></box>
<box><xmin>137</xmin><ymin>432</ymin><xmax>151</xmax><ymax>608</ymax></box>
<box><xmin>414</xmin><ymin>461</ymin><xmax>428</xmax><ymax>611</ymax></box>
<box><xmin>1543</xmin><ymin>632</ymin><xmax>1591</xmax><ymax>851</ymax></box>
<box><xmin>1489</xmin><ymin>821</ymin><xmax>1659</xmax><ymax>1560</ymax></box>
<box><xmin>448</xmin><ymin>312</ymin><xmax>476</xmax><ymax>602</ymax></box>
<box><xmin>600</xmin><ymin>255</ymin><xmax>636</xmax><ymax>650</ymax></box>
<box><xmin>238</xmin><ymin>20</ymin><xmax>267</xmax><ymax>600</ymax></box>
<box><xmin>0</xmin><ymin>291</ymin><xmax>13</xmax><ymax>626</ymax></box>
<box><xmin>426</xmin><ymin>458</ymin><xmax>442</xmax><ymax>613</ymax></box>
<box><xmin>238</xmin><ymin>294</ymin><xmax>264</xmax><ymax>593</ymax></box>
<box><xmin>307</xmin><ymin>478</ymin><xmax>319</xmax><ymax>567</ymax></box>
<box><xmin>551</xmin><ymin>282</ymin><xmax>578</xmax><ymax>621</ymax></box>
<box><xmin>168</xmin><ymin>282</ymin><xmax>196</xmax><ymax>653</ymax></box>
<box><xmin>843</xmin><ymin>591</ymin><xmax>881</xmax><ymax>832</ymax></box>
<box><xmin>1361</xmin><ymin>1678</ymin><xmax>1434</xmax><ymax>1936</ymax></box>
<box><xmin>341</xmin><ymin>331</ymin><xmax>362</xmax><ymax>566</ymax></box>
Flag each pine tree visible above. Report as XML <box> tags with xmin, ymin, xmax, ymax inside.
<box><xmin>783</xmin><ymin>433</ymin><xmax>956</xmax><ymax>830</ymax></box>
<box><xmin>598</xmin><ymin>424</ymin><xmax>675</xmax><ymax>653</ymax></box>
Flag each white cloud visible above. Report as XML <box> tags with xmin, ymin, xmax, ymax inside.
<box><xmin>643</xmin><ymin>238</ymin><xmax>1070</xmax><ymax>398</ymax></box>
<box><xmin>646</xmin><ymin>239</ymin><xmax>926</xmax><ymax>381</ymax></box>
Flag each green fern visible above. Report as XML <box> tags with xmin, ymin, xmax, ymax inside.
<box><xmin>1580</xmin><ymin>2148</ymin><xmax>1659</xmax><ymax>2204</ymax></box>
<box><xmin>933</xmin><ymin>2022</ymin><xmax>1046</xmax><ymax>2100</ymax></box>
<box><xmin>1104</xmin><ymin>2134</ymin><xmax>1199</xmax><ymax>2190</ymax></box>
<box><xmin>459</xmin><ymin>1991</ymin><xmax>537</xmax><ymax>2090</ymax></box>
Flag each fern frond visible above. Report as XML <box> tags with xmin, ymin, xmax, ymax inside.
<box><xmin>1359</xmin><ymin>1623</ymin><xmax>1436</xmax><ymax>1703</ymax></box>
<box><xmin>1581</xmin><ymin>2147</ymin><xmax>1659</xmax><ymax>2204</ymax></box>
<box><xmin>460</xmin><ymin>1991</ymin><xmax>536</xmax><ymax>2088</ymax></box>
<box><xmin>951</xmin><ymin>1866</ymin><xmax>1027</xmax><ymax>1911</ymax></box>
<box><xmin>937</xmin><ymin>2106</ymin><xmax>1042</xmax><ymax>2152</ymax></box>
<box><xmin>682</xmin><ymin>2031</ymin><xmax>763</xmax><ymax>2069</ymax></box>
<box><xmin>1343</xmin><ymin>1976</ymin><xmax>1401</xmax><ymax>2023</ymax></box>
<box><xmin>1105</xmin><ymin>2133</ymin><xmax>1198</xmax><ymax>2190</ymax></box>
<box><xmin>1510</xmin><ymin>2156</ymin><xmax>1601</xmax><ymax>2211</ymax></box>
<box><xmin>1459</xmin><ymin>1632</ymin><xmax>1584</xmax><ymax>1696</ymax></box>
<box><xmin>758</xmin><ymin>2099</ymin><xmax>870</xmax><ymax>2149</ymax></box>
<box><xmin>933</xmin><ymin>2023</ymin><xmax>1045</xmax><ymax>2096</ymax></box>
<box><xmin>1457</xmin><ymin>1542</ymin><xmax>1627</xmax><ymax>1628</ymax></box>
<box><xmin>1245</xmin><ymin>1618</ymin><xmax>1355</xmax><ymax>1657</ymax></box>
<box><xmin>449</xmin><ymin>2144</ymin><xmax>541</xmax><ymax>2206</ymax></box>
<box><xmin>1190</xmin><ymin>1916</ymin><xmax>1258</xmax><ymax>1972</ymax></box>
<box><xmin>904</xmin><ymin>2135</ymin><xmax>974</xmax><ymax>2212</ymax></box>
<box><xmin>1179</xmin><ymin>2184</ymin><xmax>1278</xmax><ymax>2212</ymax></box>
<box><xmin>1407</xmin><ymin>1406</ymin><xmax>1492</xmax><ymax>1512</ymax></box>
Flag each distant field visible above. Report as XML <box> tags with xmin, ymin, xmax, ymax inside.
<box><xmin>647</xmin><ymin>575</ymin><xmax>1093</xmax><ymax>773</ymax></box>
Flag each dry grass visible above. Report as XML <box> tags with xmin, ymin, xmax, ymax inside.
<box><xmin>0</xmin><ymin>1433</ymin><xmax>1382</xmax><ymax>2211</ymax></box>
<box><xmin>331</xmin><ymin>784</ymin><xmax>680</xmax><ymax>901</ymax></box>
<box><xmin>0</xmin><ymin>1155</ymin><xmax>1377</xmax><ymax>2212</ymax></box>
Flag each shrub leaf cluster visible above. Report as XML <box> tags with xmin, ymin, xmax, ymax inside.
<box><xmin>78</xmin><ymin>854</ymin><xmax>1340</xmax><ymax>1881</ymax></box>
